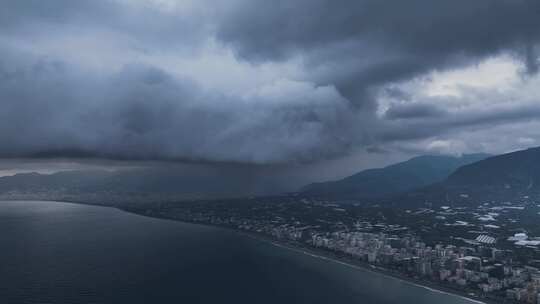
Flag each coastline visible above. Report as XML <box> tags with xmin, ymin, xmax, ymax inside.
<box><xmin>0</xmin><ymin>200</ymin><xmax>499</xmax><ymax>303</ymax></box>
<box><xmin>243</xmin><ymin>234</ymin><xmax>488</xmax><ymax>304</ymax></box>
<box><xmin>111</xmin><ymin>207</ymin><xmax>498</xmax><ymax>304</ymax></box>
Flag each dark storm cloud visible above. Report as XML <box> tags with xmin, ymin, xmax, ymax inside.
<box><xmin>215</xmin><ymin>0</ymin><xmax>540</xmax><ymax>155</ymax></box>
<box><xmin>1</xmin><ymin>0</ymin><xmax>540</xmax><ymax>163</ymax></box>
<box><xmin>380</xmin><ymin>101</ymin><xmax>540</xmax><ymax>143</ymax></box>
<box><xmin>218</xmin><ymin>0</ymin><xmax>540</xmax><ymax>60</ymax></box>
<box><xmin>384</xmin><ymin>103</ymin><xmax>447</xmax><ymax>120</ymax></box>
<box><xmin>0</xmin><ymin>46</ymin><xmax>354</xmax><ymax>163</ymax></box>
<box><xmin>217</xmin><ymin>0</ymin><xmax>540</xmax><ymax>102</ymax></box>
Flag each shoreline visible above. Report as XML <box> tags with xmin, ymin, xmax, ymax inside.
<box><xmin>112</xmin><ymin>208</ymin><xmax>497</xmax><ymax>304</ymax></box>
<box><xmin>244</xmin><ymin>235</ymin><xmax>488</xmax><ymax>304</ymax></box>
<box><xmin>0</xmin><ymin>200</ymin><xmax>500</xmax><ymax>303</ymax></box>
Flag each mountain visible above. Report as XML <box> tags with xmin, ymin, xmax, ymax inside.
<box><xmin>0</xmin><ymin>167</ymin><xmax>280</xmax><ymax>204</ymax></box>
<box><xmin>0</xmin><ymin>170</ymin><xmax>113</xmax><ymax>193</ymax></box>
<box><xmin>401</xmin><ymin>147</ymin><xmax>540</xmax><ymax>205</ymax></box>
<box><xmin>301</xmin><ymin>153</ymin><xmax>490</xmax><ymax>200</ymax></box>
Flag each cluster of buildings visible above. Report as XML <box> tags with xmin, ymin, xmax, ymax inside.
<box><xmin>310</xmin><ymin>231</ymin><xmax>540</xmax><ymax>303</ymax></box>
<box><xmin>144</xmin><ymin>197</ymin><xmax>540</xmax><ymax>303</ymax></box>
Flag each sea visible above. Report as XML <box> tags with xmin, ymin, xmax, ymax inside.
<box><xmin>0</xmin><ymin>201</ymin><xmax>480</xmax><ymax>304</ymax></box>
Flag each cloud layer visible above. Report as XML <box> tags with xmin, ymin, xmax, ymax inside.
<box><xmin>1</xmin><ymin>0</ymin><xmax>540</xmax><ymax>163</ymax></box>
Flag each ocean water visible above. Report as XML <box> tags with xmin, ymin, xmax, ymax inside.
<box><xmin>0</xmin><ymin>201</ymin><xmax>478</xmax><ymax>304</ymax></box>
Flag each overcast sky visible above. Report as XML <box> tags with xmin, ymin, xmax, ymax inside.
<box><xmin>1</xmin><ymin>0</ymin><xmax>540</xmax><ymax>184</ymax></box>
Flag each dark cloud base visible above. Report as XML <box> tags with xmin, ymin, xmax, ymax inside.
<box><xmin>1</xmin><ymin>0</ymin><xmax>540</xmax><ymax>164</ymax></box>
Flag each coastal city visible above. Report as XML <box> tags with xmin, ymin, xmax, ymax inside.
<box><xmin>4</xmin><ymin>1</ymin><xmax>540</xmax><ymax>303</ymax></box>
<box><xmin>126</xmin><ymin>195</ymin><xmax>540</xmax><ymax>304</ymax></box>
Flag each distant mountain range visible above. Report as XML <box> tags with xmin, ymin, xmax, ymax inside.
<box><xmin>401</xmin><ymin>147</ymin><xmax>540</xmax><ymax>206</ymax></box>
<box><xmin>3</xmin><ymin>147</ymin><xmax>540</xmax><ymax>206</ymax></box>
<box><xmin>301</xmin><ymin>154</ymin><xmax>490</xmax><ymax>200</ymax></box>
<box><xmin>0</xmin><ymin>167</ymin><xmax>279</xmax><ymax>203</ymax></box>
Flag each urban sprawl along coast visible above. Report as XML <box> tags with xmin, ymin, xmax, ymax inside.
<box><xmin>120</xmin><ymin>195</ymin><xmax>540</xmax><ymax>304</ymax></box>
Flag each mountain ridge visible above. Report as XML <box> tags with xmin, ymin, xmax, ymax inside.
<box><xmin>301</xmin><ymin>153</ymin><xmax>490</xmax><ymax>200</ymax></box>
<box><xmin>396</xmin><ymin>147</ymin><xmax>540</xmax><ymax>207</ymax></box>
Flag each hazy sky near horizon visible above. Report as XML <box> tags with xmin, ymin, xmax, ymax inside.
<box><xmin>2</xmin><ymin>0</ymin><xmax>540</xmax><ymax>181</ymax></box>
